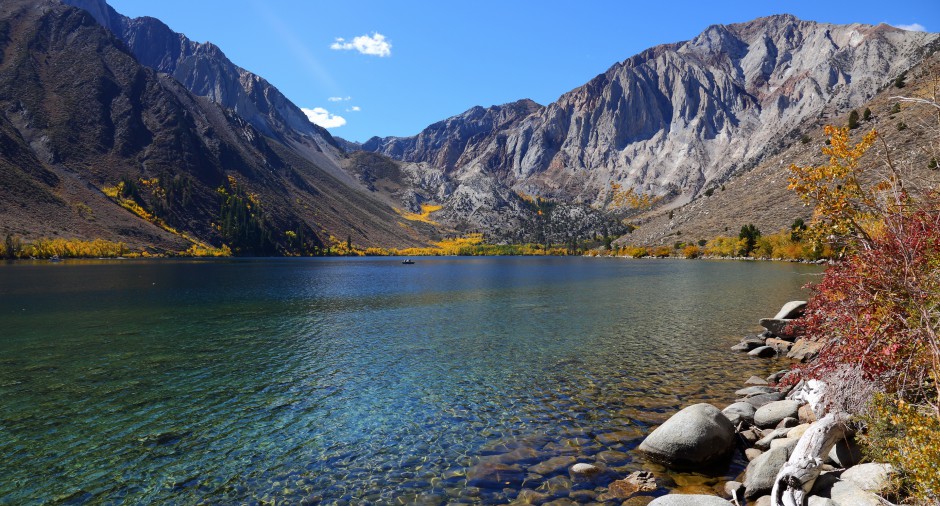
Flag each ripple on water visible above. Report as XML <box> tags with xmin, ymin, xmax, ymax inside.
<box><xmin>0</xmin><ymin>257</ymin><xmax>817</xmax><ymax>504</ymax></box>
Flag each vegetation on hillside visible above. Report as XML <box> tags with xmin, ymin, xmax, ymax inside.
<box><xmin>785</xmin><ymin>109</ymin><xmax>940</xmax><ymax>501</ymax></box>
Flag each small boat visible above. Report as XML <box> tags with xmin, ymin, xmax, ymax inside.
<box><xmin>50</xmin><ymin>255</ymin><xmax>61</xmax><ymax>263</ymax></box>
<box><xmin>401</xmin><ymin>258</ymin><xmax>415</xmax><ymax>265</ymax></box>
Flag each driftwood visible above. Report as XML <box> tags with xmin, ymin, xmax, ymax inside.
<box><xmin>771</xmin><ymin>411</ymin><xmax>850</xmax><ymax>506</ymax></box>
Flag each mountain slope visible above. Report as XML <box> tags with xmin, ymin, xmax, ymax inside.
<box><xmin>353</xmin><ymin>15</ymin><xmax>938</xmax><ymax>233</ymax></box>
<box><xmin>0</xmin><ymin>0</ymin><xmax>434</xmax><ymax>253</ymax></box>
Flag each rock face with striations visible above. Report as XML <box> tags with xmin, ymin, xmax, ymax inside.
<box><xmin>352</xmin><ymin>15</ymin><xmax>938</xmax><ymax>231</ymax></box>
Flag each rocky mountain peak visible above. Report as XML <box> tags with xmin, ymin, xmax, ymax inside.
<box><xmin>352</xmin><ymin>14</ymin><xmax>938</xmax><ymax>232</ymax></box>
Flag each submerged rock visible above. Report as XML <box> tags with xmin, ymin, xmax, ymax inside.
<box><xmin>466</xmin><ymin>461</ymin><xmax>525</xmax><ymax>488</ymax></box>
<box><xmin>638</xmin><ymin>403</ymin><xmax>736</xmax><ymax>469</ymax></box>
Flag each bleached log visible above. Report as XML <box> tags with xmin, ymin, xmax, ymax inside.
<box><xmin>771</xmin><ymin>411</ymin><xmax>850</xmax><ymax>506</ymax></box>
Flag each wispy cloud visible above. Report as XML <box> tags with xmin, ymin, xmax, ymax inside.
<box><xmin>328</xmin><ymin>96</ymin><xmax>352</xmax><ymax>102</ymax></box>
<box><xmin>301</xmin><ymin>107</ymin><xmax>346</xmax><ymax>128</ymax></box>
<box><xmin>892</xmin><ymin>23</ymin><xmax>926</xmax><ymax>32</ymax></box>
<box><xmin>330</xmin><ymin>33</ymin><xmax>392</xmax><ymax>57</ymax></box>
<box><xmin>349</xmin><ymin>106</ymin><xmax>361</xmax><ymax>112</ymax></box>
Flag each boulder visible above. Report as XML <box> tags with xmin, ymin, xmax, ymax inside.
<box><xmin>466</xmin><ymin>461</ymin><xmax>525</xmax><ymax>488</ymax></box>
<box><xmin>754</xmin><ymin>400</ymin><xmax>800</xmax><ymax>428</ymax></box>
<box><xmin>829</xmin><ymin>480</ymin><xmax>884</xmax><ymax>506</ymax></box>
<box><xmin>840</xmin><ymin>463</ymin><xmax>895</xmax><ymax>494</ymax></box>
<box><xmin>569</xmin><ymin>462</ymin><xmax>601</xmax><ymax>476</ymax></box>
<box><xmin>599</xmin><ymin>471</ymin><xmax>658</xmax><ymax>500</ymax></box>
<box><xmin>744</xmin><ymin>446</ymin><xmax>791</xmax><ymax>499</ymax></box>
<box><xmin>807</xmin><ymin>497</ymin><xmax>838</xmax><ymax>506</ymax></box>
<box><xmin>735</xmin><ymin>386</ymin><xmax>778</xmax><ymax>397</ymax></box>
<box><xmin>755</xmin><ymin>497</ymin><xmax>772</xmax><ymax>506</ymax></box>
<box><xmin>748</xmin><ymin>345</ymin><xmax>777</xmax><ymax>358</ymax></box>
<box><xmin>769</xmin><ymin>437</ymin><xmax>799</xmax><ymax>453</ymax></box>
<box><xmin>745</xmin><ymin>375</ymin><xmax>770</xmax><ymax>385</ymax></box>
<box><xmin>722</xmin><ymin>402</ymin><xmax>756</xmax><ymax>426</ymax></box>
<box><xmin>648</xmin><ymin>495</ymin><xmax>731</xmax><ymax>506</ymax></box>
<box><xmin>798</xmin><ymin>403</ymin><xmax>817</xmax><ymax>424</ymax></box>
<box><xmin>743</xmin><ymin>392</ymin><xmax>786</xmax><ymax>408</ymax></box>
<box><xmin>788</xmin><ymin>339</ymin><xmax>824</xmax><ymax>362</ymax></box>
<box><xmin>775</xmin><ymin>417</ymin><xmax>798</xmax><ymax>429</ymax></box>
<box><xmin>786</xmin><ymin>423</ymin><xmax>811</xmax><ymax>439</ymax></box>
<box><xmin>766</xmin><ymin>338</ymin><xmax>794</xmax><ymax>353</ymax></box>
<box><xmin>773</xmin><ymin>300</ymin><xmax>807</xmax><ymax>320</ymax></box>
<box><xmin>724</xmin><ymin>481</ymin><xmax>744</xmax><ymax>503</ymax></box>
<box><xmin>529</xmin><ymin>455</ymin><xmax>576</xmax><ymax>476</ymax></box>
<box><xmin>638</xmin><ymin>403</ymin><xmax>736</xmax><ymax>469</ymax></box>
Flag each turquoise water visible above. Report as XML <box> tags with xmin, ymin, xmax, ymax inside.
<box><xmin>0</xmin><ymin>257</ymin><xmax>818</xmax><ymax>504</ymax></box>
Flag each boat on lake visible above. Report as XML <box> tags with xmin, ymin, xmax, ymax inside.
<box><xmin>401</xmin><ymin>258</ymin><xmax>415</xmax><ymax>265</ymax></box>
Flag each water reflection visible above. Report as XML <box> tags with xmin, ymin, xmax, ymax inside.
<box><xmin>0</xmin><ymin>257</ymin><xmax>818</xmax><ymax>504</ymax></box>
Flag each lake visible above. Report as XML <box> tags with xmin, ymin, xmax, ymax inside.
<box><xmin>0</xmin><ymin>256</ymin><xmax>819</xmax><ymax>504</ymax></box>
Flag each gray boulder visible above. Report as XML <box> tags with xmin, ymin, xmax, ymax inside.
<box><xmin>829</xmin><ymin>480</ymin><xmax>884</xmax><ymax>506</ymax></box>
<box><xmin>722</xmin><ymin>402</ymin><xmax>756</xmax><ymax>426</ymax></box>
<box><xmin>638</xmin><ymin>403</ymin><xmax>736</xmax><ymax>469</ymax></box>
<box><xmin>745</xmin><ymin>375</ymin><xmax>770</xmax><ymax>385</ymax></box>
<box><xmin>743</xmin><ymin>392</ymin><xmax>786</xmax><ymax>408</ymax></box>
<box><xmin>754</xmin><ymin>400</ymin><xmax>800</xmax><ymax>428</ymax></box>
<box><xmin>735</xmin><ymin>386</ymin><xmax>778</xmax><ymax>397</ymax></box>
<box><xmin>748</xmin><ymin>346</ymin><xmax>777</xmax><ymax>358</ymax></box>
<box><xmin>648</xmin><ymin>495</ymin><xmax>732</xmax><ymax>506</ymax></box>
<box><xmin>773</xmin><ymin>301</ymin><xmax>807</xmax><ymax>320</ymax></box>
<box><xmin>744</xmin><ymin>446</ymin><xmax>791</xmax><ymax>499</ymax></box>
<box><xmin>841</xmin><ymin>463</ymin><xmax>895</xmax><ymax>494</ymax></box>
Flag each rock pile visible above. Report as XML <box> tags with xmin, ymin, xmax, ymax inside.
<box><xmin>730</xmin><ymin>301</ymin><xmax>825</xmax><ymax>362</ymax></box>
<box><xmin>639</xmin><ymin>302</ymin><xmax>898</xmax><ymax>505</ymax></box>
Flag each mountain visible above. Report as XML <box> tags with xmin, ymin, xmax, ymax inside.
<box><xmin>350</xmin><ymin>15</ymin><xmax>939</xmax><ymax>236</ymax></box>
<box><xmin>0</xmin><ymin>0</ymin><xmax>436</xmax><ymax>254</ymax></box>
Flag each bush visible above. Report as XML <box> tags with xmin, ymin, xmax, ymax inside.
<box><xmin>863</xmin><ymin>107</ymin><xmax>872</xmax><ymax>121</ymax></box>
<box><xmin>682</xmin><ymin>245</ymin><xmax>700</xmax><ymax>258</ymax></box>
<box><xmin>848</xmin><ymin>109</ymin><xmax>860</xmax><ymax>129</ymax></box>
<box><xmin>862</xmin><ymin>394</ymin><xmax>940</xmax><ymax>502</ymax></box>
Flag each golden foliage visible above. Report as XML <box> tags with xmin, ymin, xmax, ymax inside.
<box><xmin>608</xmin><ymin>182</ymin><xmax>653</xmax><ymax>210</ymax></box>
<box><xmin>787</xmin><ymin>126</ymin><xmax>886</xmax><ymax>245</ymax></box>
<box><xmin>396</xmin><ymin>204</ymin><xmax>443</xmax><ymax>225</ymax></box>
<box><xmin>862</xmin><ymin>394</ymin><xmax>940</xmax><ymax>502</ymax></box>
<box><xmin>10</xmin><ymin>238</ymin><xmax>128</xmax><ymax>259</ymax></box>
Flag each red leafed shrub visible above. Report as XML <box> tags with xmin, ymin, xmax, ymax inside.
<box><xmin>795</xmin><ymin>199</ymin><xmax>940</xmax><ymax>413</ymax></box>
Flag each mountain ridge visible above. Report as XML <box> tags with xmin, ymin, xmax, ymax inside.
<box><xmin>348</xmin><ymin>15</ymin><xmax>938</xmax><ymax>235</ymax></box>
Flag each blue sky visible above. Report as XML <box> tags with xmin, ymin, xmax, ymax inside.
<box><xmin>108</xmin><ymin>0</ymin><xmax>938</xmax><ymax>142</ymax></box>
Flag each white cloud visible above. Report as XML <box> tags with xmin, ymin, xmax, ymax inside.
<box><xmin>892</xmin><ymin>23</ymin><xmax>926</xmax><ymax>32</ymax></box>
<box><xmin>330</xmin><ymin>33</ymin><xmax>392</xmax><ymax>57</ymax></box>
<box><xmin>328</xmin><ymin>96</ymin><xmax>352</xmax><ymax>102</ymax></box>
<box><xmin>301</xmin><ymin>107</ymin><xmax>346</xmax><ymax>128</ymax></box>
<box><xmin>349</xmin><ymin>106</ymin><xmax>361</xmax><ymax>112</ymax></box>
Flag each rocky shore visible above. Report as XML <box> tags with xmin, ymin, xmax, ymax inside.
<box><xmin>636</xmin><ymin>301</ymin><xmax>897</xmax><ymax>506</ymax></box>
